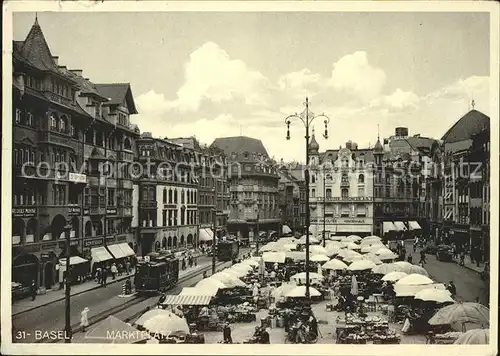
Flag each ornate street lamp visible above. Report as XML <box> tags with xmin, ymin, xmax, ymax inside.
<box><xmin>284</xmin><ymin>97</ymin><xmax>330</xmax><ymax>299</ymax></box>
<box><xmin>63</xmin><ymin>221</ymin><xmax>72</xmax><ymax>342</ymax></box>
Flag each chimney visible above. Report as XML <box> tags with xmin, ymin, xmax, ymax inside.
<box><xmin>70</xmin><ymin>69</ymin><xmax>83</xmax><ymax>77</ymax></box>
<box><xmin>58</xmin><ymin>65</ymin><xmax>67</xmax><ymax>71</ymax></box>
<box><xmin>52</xmin><ymin>56</ymin><xmax>59</xmax><ymax>65</ymax></box>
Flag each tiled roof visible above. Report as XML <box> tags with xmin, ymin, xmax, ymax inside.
<box><xmin>441</xmin><ymin>109</ymin><xmax>490</xmax><ymax>143</ymax></box>
<box><xmin>95</xmin><ymin>83</ymin><xmax>138</xmax><ymax>114</ymax></box>
<box><xmin>321</xmin><ymin>148</ymin><xmax>375</xmax><ymax>163</ymax></box>
<box><xmin>68</xmin><ymin>72</ymin><xmax>108</xmax><ymax>101</ymax></box>
<box><xmin>18</xmin><ymin>18</ymin><xmax>58</xmax><ymax>73</ymax></box>
<box><xmin>373</xmin><ymin>138</ymin><xmax>384</xmax><ymax>153</ymax></box>
<box><xmin>211</xmin><ymin>136</ymin><xmax>269</xmax><ymax>156</ymax></box>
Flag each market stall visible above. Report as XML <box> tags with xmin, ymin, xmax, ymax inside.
<box><xmin>336</xmin><ymin>314</ymin><xmax>400</xmax><ymax>344</ymax></box>
<box><xmin>84</xmin><ymin>315</ymin><xmax>150</xmax><ymax>344</ymax></box>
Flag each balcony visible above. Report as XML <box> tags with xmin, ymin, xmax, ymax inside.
<box><xmin>340</xmin><ymin>180</ymin><xmax>349</xmax><ymax>187</ymax></box>
<box><xmin>118</xmin><ymin>150</ymin><xmax>135</xmax><ymax>162</ymax></box>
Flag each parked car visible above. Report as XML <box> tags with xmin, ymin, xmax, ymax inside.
<box><xmin>436</xmin><ymin>244</ymin><xmax>453</xmax><ymax>261</ymax></box>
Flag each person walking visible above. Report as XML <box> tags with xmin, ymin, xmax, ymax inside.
<box><xmin>125</xmin><ymin>259</ymin><xmax>131</xmax><ymax>275</ymax></box>
<box><xmin>80</xmin><ymin>307</ymin><xmax>90</xmax><ymax>332</ymax></box>
<box><xmin>111</xmin><ymin>263</ymin><xmax>118</xmax><ymax>280</ymax></box>
<box><xmin>419</xmin><ymin>250</ymin><xmax>427</xmax><ymax>265</ymax></box>
<box><xmin>447</xmin><ymin>281</ymin><xmax>456</xmax><ymax>298</ymax></box>
<box><xmin>102</xmin><ymin>267</ymin><xmax>108</xmax><ymax>287</ymax></box>
<box><xmin>459</xmin><ymin>251</ymin><xmax>465</xmax><ymax>266</ymax></box>
<box><xmin>222</xmin><ymin>323</ymin><xmax>233</xmax><ymax>343</ymax></box>
<box><xmin>30</xmin><ymin>280</ymin><xmax>37</xmax><ymax>301</ymax></box>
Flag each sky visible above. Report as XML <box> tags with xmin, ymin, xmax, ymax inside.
<box><xmin>13</xmin><ymin>11</ymin><xmax>491</xmax><ymax>161</ymax></box>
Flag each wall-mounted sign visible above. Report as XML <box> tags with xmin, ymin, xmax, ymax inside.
<box><xmin>106</xmin><ymin>208</ymin><xmax>117</xmax><ymax>215</ymax></box>
<box><xmin>106</xmin><ymin>236</ymin><xmax>116</xmax><ymax>244</ymax></box>
<box><xmin>84</xmin><ymin>238</ymin><xmax>104</xmax><ymax>248</ymax></box>
<box><xmin>83</xmin><ymin>209</ymin><xmax>90</xmax><ymax>216</ymax></box>
<box><xmin>12</xmin><ymin>207</ymin><xmax>37</xmax><ymax>217</ymax></box>
<box><xmin>68</xmin><ymin>207</ymin><xmax>81</xmax><ymax>216</ymax></box>
<box><xmin>58</xmin><ymin>240</ymin><xmax>79</xmax><ymax>249</ymax></box>
<box><xmin>69</xmin><ymin>173</ymin><xmax>87</xmax><ymax>183</ymax></box>
<box><xmin>311</xmin><ymin>217</ymin><xmax>372</xmax><ymax>225</ymax></box>
<box><xmin>318</xmin><ymin>196</ymin><xmax>373</xmax><ymax>202</ymax></box>
<box><xmin>116</xmin><ymin>234</ymin><xmax>127</xmax><ymax>242</ymax></box>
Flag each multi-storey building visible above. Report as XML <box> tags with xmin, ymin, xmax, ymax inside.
<box><xmin>440</xmin><ymin>109</ymin><xmax>490</xmax><ymax>252</ymax></box>
<box><xmin>12</xmin><ymin>18</ymin><xmax>139</xmax><ymax>289</ymax></box>
<box><xmin>135</xmin><ymin>134</ymin><xmax>200</xmax><ymax>255</ymax></box>
<box><xmin>211</xmin><ymin>136</ymin><xmax>280</xmax><ymax>244</ymax></box>
<box><xmin>373</xmin><ymin>129</ymin><xmax>424</xmax><ymax>240</ymax></box>
<box><xmin>426</xmin><ymin>140</ymin><xmax>445</xmax><ymax>241</ymax></box>
<box><xmin>277</xmin><ymin>166</ymin><xmax>304</xmax><ymax>235</ymax></box>
<box><xmin>169</xmin><ymin>138</ymin><xmax>230</xmax><ymax>244</ymax></box>
<box><xmin>309</xmin><ymin>136</ymin><xmax>375</xmax><ymax>238</ymax></box>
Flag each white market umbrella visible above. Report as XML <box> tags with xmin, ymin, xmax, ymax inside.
<box><xmin>382</xmin><ymin>271</ymin><xmax>408</xmax><ymax>282</ymax></box>
<box><xmin>414</xmin><ymin>288</ymin><xmax>454</xmax><ymax>303</ymax></box>
<box><xmin>338</xmin><ymin>249</ymin><xmax>361</xmax><ymax>260</ymax></box>
<box><xmin>240</xmin><ymin>259</ymin><xmax>259</xmax><ymax>267</ymax></box>
<box><xmin>310</xmin><ymin>245</ymin><xmax>328</xmax><ymax>255</ymax></box>
<box><xmin>141</xmin><ymin>312</ymin><xmax>189</xmax><ymax>337</ymax></box>
<box><xmin>297</xmin><ymin>235</ymin><xmax>320</xmax><ymax>245</ymax></box>
<box><xmin>377</xmin><ymin>250</ymin><xmax>399</xmax><ymax>260</ymax></box>
<box><xmin>282</xmin><ymin>243</ymin><xmax>298</xmax><ymax>251</ymax></box>
<box><xmin>346</xmin><ymin>242</ymin><xmax>361</xmax><ymax>250</ymax></box>
<box><xmin>361</xmin><ymin>243</ymin><xmax>385</xmax><ymax>253</ymax></box>
<box><xmin>454</xmin><ymin>328</ymin><xmax>490</xmax><ymax>345</ymax></box>
<box><xmin>196</xmin><ymin>278</ymin><xmax>226</xmax><ymax>293</ymax></box>
<box><xmin>325</xmin><ymin>246</ymin><xmax>341</xmax><ymax>257</ymax></box>
<box><xmin>285</xmin><ymin>285</ymin><xmax>322</xmax><ymax>298</ymax></box>
<box><xmin>329</xmin><ymin>235</ymin><xmax>344</xmax><ymax>241</ymax></box>
<box><xmin>272</xmin><ymin>282</ymin><xmax>298</xmax><ymax>299</ymax></box>
<box><xmin>322</xmin><ymin>259</ymin><xmax>348</xmax><ymax>270</ymax></box>
<box><xmin>429</xmin><ymin>302</ymin><xmax>490</xmax><ymax>327</ymax></box>
<box><xmin>347</xmin><ymin>259</ymin><xmax>377</xmax><ymax>271</ymax></box>
<box><xmin>310</xmin><ymin>254</ymin><xmax>330</xmax><ymax>262</ymax></box>
<box><xmin>344</xmin><ymin>235</ymin><xmax>362</xmax><ymax>242</ymax></box>
<box><xmin>396</xmin><ymin>273</ymin><xmax>434</xmax><ymax>286</ymax></box>
<box><xmin>362</xmin><ymin>235</ymin><xmax>381</xmax><ymax>242</ymax></box>
<box><xmin>282</xmin><ymin>225</ymin><xmax>292</xmax><ymax>235</ymax></box>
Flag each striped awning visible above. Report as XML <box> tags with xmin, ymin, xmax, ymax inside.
<box><xmin>199</xmin><ymin>228</ymin><xmax>214</xmax><ymax>242</ymax></box>
<box><xmin>394</xmin><ymin>221</ymin><xmax>407</xmax><ymax>231</ymax></box>
<box><xmin>161</xmin><ymin>294</ymin><xmax>213</xmax><ymax>306</ymax></box>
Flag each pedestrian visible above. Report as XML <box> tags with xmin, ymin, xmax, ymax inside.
<box><xmin>125</xmin><ymin>259</ymin><xmax>131</xmax><ymax>274</ymax></box>
<box><xmin>102</xmin><ymin>268</ymin><xmax>108</xmax><ymax>287</ymax></box>
<box><xmin>80</xmin><ymin>307</ymin><xmax>90</xmax><ymax>332</ymax></box>
<box><xmin>419</xmin><ymin>250</ymin><xmax>426</xmax><ymax>265</ymax></box>
<box><xmin>407</xmin><ymin>254</ymin><xmax>413</xmax><ymax>264</ymax></box>
<box><xmin>459</xmin><ymin>251</ymin><xmax>465</xmax><ymax>266</ymax></box>
<box><xmin>222</xmin><ymin>322</ymin><xmax>232</xmax><ymax>343</ymax></box>
<box><xmin>447</xmin><ymin>281</ymin><xmax>456</xmax><ymax>297</ymax></box>
<box><xmin>111</xmin><ymin>263</ymin><xmax>118</xmax><ymax>280</ymax></box>
<box><xmin>259</xmin><ymin>327</ymin><xmax>270</xmax><ymax>344</ymax></box>
<box><xmin>30</xmin><ymin>279</ymin><xmax>37</xmax><ymax>301</ymax></box>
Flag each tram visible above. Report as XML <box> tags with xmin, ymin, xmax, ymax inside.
<box><xmin>217</xmin><ymin>238</ymin><xmax>239</xmax><ymax>262</ymax></box>
<box><xmin>134</xmin><ymin>251</ymin><xmax>180</xmax><ymax>294</ymax></box>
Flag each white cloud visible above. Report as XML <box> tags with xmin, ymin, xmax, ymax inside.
<box><xmin>369</xmin><ymin>88</ymin><xmax>420</xmax><ymax>112</ymax></box>
<box><xmin>425</xmin><ymin>75</ymin><xmax>489</xmax><ymax>103</ymax></box>
<box><xmin>278</xmin><ymin>68</ymin><xmax>323</xmax><ymax>98</ymax></box>
<box><xmin>135</xmin><ymin>90</ymin><xmax>174</xmax><ymax>113</ymax></box>
<box><xmin>174</xmin><ymin>42</ymin><xmax>271</xmax><ymax>111</ymax></box>
<box><xmin>328</xmin><ymin>51</ymin><xmax>386</xmax><ymax>101</ymax></box>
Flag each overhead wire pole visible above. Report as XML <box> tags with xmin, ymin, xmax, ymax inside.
<box><xmin>323</xmin><ymin>167</ymin><xmax>326</xmax><ymax>248</ymax></box>
<box><xmin>285</xmin><ymin>97</ymin><xmax>330</xmax><ymax>299</ymax></box>
<box><xmin>212</xmin><ymin>175</ymin><xmax>217</xmax><ymax>275</ymax></box>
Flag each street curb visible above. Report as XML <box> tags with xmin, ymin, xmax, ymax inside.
<box><xmin>12</xmin><ymin>273</ymin><xmax>133</xmax><ymax>317</ymax></box>
<box><xmin>451</xmin><ymin>259</ymin><xmax>483</xmax><ymax>275</ymax></box>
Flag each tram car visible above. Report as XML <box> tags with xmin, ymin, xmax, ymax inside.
<box><xmin>134</xmin><ymin>251</ymin><xmax>179</xmax><ymax>294</ymax></box>
<box><xmin>217</xmin><ymin>238</ymin><xmax>240</xmax><ymax>262</ymax></box>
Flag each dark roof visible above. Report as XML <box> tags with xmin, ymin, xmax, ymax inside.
<box><xmin>211</xmin><ymin>136</ymin><xmax>269</xmax><ymax>156</ymax></box>
<box><xmin>309</xmin><ymin>133</ymin><xmax>319</xmax><ymax>152</ymax></box>
<box><xmin>13</xmin><ymin>41</ymin><xmax>24</xmax><ymax>52</ymax></box>
<box><xmin>321</xmin><ymin>148</ymin><xmax>375</xmax><ymax>163</ymax></box>
<box><xmin>95</xmin><ymin>83</ymin><xmax>138</xmax><ymax>114</ymax></box>
<box><xmin>18</xmin><ymin>18</ymin><xmax>58</xmax><ymax>73</ymax></box>
<box><xmin>68</xmin><ymin>73</ymin><xmax>109</xmax><ymax>101</ymax></box>
<box><xmin>441</xmin><ymin>109</ymin><xmax>490</xmax><ymax>143</ymax></box>
<box><xmin>373</xmin><ymin>138</ymin><xmax>384</xmax><ymax>153</ymax></box>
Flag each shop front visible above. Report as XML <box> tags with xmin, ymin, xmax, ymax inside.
<box><xmin>83</xmin><ymin>238</ymin><xmax>114</xmax><ymax>275</ymax></box>
<box><xmin>450</xmin><ymin>226</ymin><xmax>469</xmax><ymax>250</ymax></box>
<box><xmin>312</xmin><ymin>217</ymin><xmax>373</xmax><ymax>238</ymax></box>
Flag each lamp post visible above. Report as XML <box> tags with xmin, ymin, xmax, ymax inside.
<box><xmin>63</xmin><ymin>222</ymin><xmax>72</xmax><ymax>343</ymax></box>
<box><xmin>323</xmin><ymin>168</ymin><xmax>327</xmax><ymax>248</ymax></box>
<box><xmin>285</xmin><ymin>97</ymin><xmax>330</xmax><ymax>299</ymax></box>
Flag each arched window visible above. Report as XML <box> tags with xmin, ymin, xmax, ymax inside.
<box><xmin>84</xmin><ymin>221</ymin><xmax>92</xmax><ymax>237</ymax></box>
<box><xmin>167</xmin><ymin>236</ymin><xmax>172</xmax><ymax>248</ymax></box>
<box><xmin>181</xmin><ymin>190</ymin><xmax>185</xmax><ymax>204</ymax></box>
<box><xmin>173</xmin><ymin>236</ymin><xmax>178</xmax><ymax>248</ymax></box>
<box><xmin>124</xmin><ymin>137</ymin><xmax>132</xmax><ymax>150</ymax></box>
<box><xmin>71</xmin><ymin>217</ymin><xmax>80</xmax><ymax>237</ymax></box>
<box><xmin>311</xmin><ymin>189</ymin><xmax>316</xmax><ymax>198</ymax></box>
<box><xmin>168</xmin><ymin>189</ymin><xmax>173</xmax><ymax>203</ymax></box>
<box><xmin>358</xmin><ymin>174</ymin><xmax>365</xmax><ymax>184</ymax></box>
<box><xmin>161</xmin><ymin>237</ymin><xmax>167</xmax><ymax>249</ymax></box>
<box><xmin>155</xmin><ymin>241</ymin><xmax>161</xmax><ymax>252</ymax></box>
<box><xmin>180</xmin><ymin>235</ymin><xmax>185</xmax><ymax>247</ymax></box>
<box><xmin>311</xmin><ymin>175</ymin><xmax>316</xmax><ymax>184</ymax></box>
<box><xmin>163</xmin><ymin>188</ymin><xmax>167</xmax><ymax>204</ymax></box>
<box><xmin>174</xmin><ymin>190</ymin><xmax>178</xmax><ymax>204</ymax></box>
<box><xmin>60</xmin><ymin>115</ymin><xmax>67</xmax><ymax>133</ymax></box>
<box><xmin>341</xmin><ymin>188</ymin><xmax>349</xmax><ymax>198</ymax></box>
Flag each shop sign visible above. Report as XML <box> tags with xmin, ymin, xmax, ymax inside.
<box><xmin>68</xmin><ymin>207</ymin><xmax>81</xmax><ymax>216</ymax></box>
<box><xmin>341</xmin><ymin>218</ymin><xmax>370</xmax><ymax>224</ymax></box>
<box><xmin>106</xmin><ymin>236</ymin><xmax>116</xmax><ymax>244</ymax></box>
<box><xmin>116</xmin><ymin>234</ymin><xmax>127</xmax><ymax>242</ymax></box>
<box><xmin>84</xmin><ymin>238</ymin><xmax>103</xmax><ymax>248</ymax></box>
<box><xmin>320</xmin><ymin>196</ymin><xmax>373</xmax><ymax>202</ymax></box>
<box><xmin>58</xmin><ymin>240</ymin><xmax>79</xmax><ymax>249</ymax></box>
<box><xmin>83</xmin><ymin>209</ymin><xmax>90</xmax><ymax>216</ymax></box>
<box><xmin>12</xmin><ymin>207</ymin><xmax>37</xmax><ymax>217</ymax></box>
<box><xmin>69</xmin><ymin>173</ymin><xmax>87</xmax><ymax>183</ymax></box>
<box><xmin>452</xmin><ymin>229</ymin><xmax>468</xmax><ymax>234</ymax></box>
<box><xmin>106</xmin><ymin>208</ymin><xmax>117</xmax><ymax>215</ymax></box>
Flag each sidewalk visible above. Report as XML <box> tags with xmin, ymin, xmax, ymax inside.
<box><xmin>452</xmin><ymin>255</ymin><xmax>484</xmax><ymax>274</ymax></box>
<box><xmin>12</xmin><ymin>270</ymin><xmax>136</xmax><ymax>316</ymax></box>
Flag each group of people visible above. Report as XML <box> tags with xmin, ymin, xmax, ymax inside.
<box><xmin>180</xmin><ymin>253</ymin><xmax>198</xmax><ymax>270</ymax></box>
<box><xmin>94</xmin><ymin>258</ymin><xmax>133</xmax><ymax>287</ymax></box>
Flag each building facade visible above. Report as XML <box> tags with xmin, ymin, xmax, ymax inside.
<box><xmin>309</xmin><ymin>136</ymin><xmax>374</xmax><ymax>238</ymax></box>
<box><xmin>12</xmin><ymin>18</ymin><xmax>139</xmax><ymax>289</ymax></box>
<box><xmin>211</xmin><ymin>136</ymin><xmax>280</xmax><ymax>244</ymax></box>
<box><xmin>135</xmin><ymin>134</ymin><xmax>199</xmax><ymax>255</ymax></box>
<box><xmin>277</xmin><ymin>166</ymin><xmax>305</xmax><ymax>235</ymax></box>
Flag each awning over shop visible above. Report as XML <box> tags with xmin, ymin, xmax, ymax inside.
<box><xmin>282</xmin><ymin>225</ymin><xmax>292</xmax><ymax>234</ymax></box>
<box><xmin>335</xmin><ymin>225</ymin><xmax>372</xmax><ymax>233</ymax></box>
<box><xmin>394</xmin><ymin>221</ymin><xmax>407</xmax><ymax>231</ymax></box>
<box><xmin>383</xmin><ymin>221</ymin><xmax>398</xmax><ymax>233</ymax></box>
<box><xmin>199</xmin><ymin>228</ymin><xmax>214</xmax><ymax>242</ymax></box>
<box><xmin>107</xmin><ymin>244</ymin><xmax>129</xmax><ymax>259</ymax></box>
<box><xmin>161</xmin><ymin>294</ymin><xmax>213</xmax><ymax>306</ymax></box>
<box><xmin>91</xmin><ymin>246</ymin><xmax>113</xmax><ymax>263</ymax></box>
<box><xmin>408</xmin><ymin>221</ymin><xmax>422</xmax><ymax>230</ymax></box>
<box><xmin>59</xmin><ymin>256</ymin><xmax>89</xmax><ymax>266</ymax></box>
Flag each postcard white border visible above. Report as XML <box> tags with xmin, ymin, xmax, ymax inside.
<box><xmin>2</xmin><ymin>1</ymin><xmax>499</xmax><ymax>355</ymax></box>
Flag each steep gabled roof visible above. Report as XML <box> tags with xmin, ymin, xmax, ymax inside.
<box><xmin>211</xmin><ymin>136</ymin><xmax>269</xmax><ymax>156</ymax></box>
<box><xmin>19</xmin><ymin>18</ymin><xmax>59</xmax><ymax>73</ymax></box>
<box><xmin>441</xmin><ymin>109</ymin><xmax>490</xmax><ymax>143</ymax></box>
<box><xmin>95</xmin><ymin>83</ymin><xmax>138</xmax><ymax>114</ymax></box>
